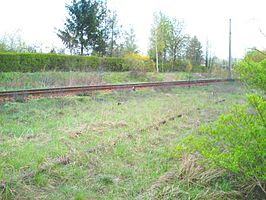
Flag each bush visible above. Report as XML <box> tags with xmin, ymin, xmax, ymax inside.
<box><xmin>101</xmin><ymin>57</ymin><xmax>125</xmax><ymax>71</ymax></box>
<box><xmin>176</xmin><ymin>94</ymin><xmax>265</xmax><ymax>181</ymax></box>
<box><xmin>0</xmin><ymin>52</ymin><xmax>155</xmax><ymax>72</ymax></box>
<box><xmin>174</xmin><ymin>52</ymin><xmax>266</xmax><ymax>195</ymax></box>
<box><xmin>0</xmin><ymin>52</ymin><xmax>102</xmax><ymax>72</ymax></box>
<box><xmin>123</xmin><ymin>54</ymin><xmax>155</xmax><ymax>72</ymax></box>
<box><xmin>245</xmin><ymin>49</ymin><xmax>266</xmax><ymax>62</ymax></box>
<box><xmin>157</xmin><ymin>59</ymin><xmax>189</xmax><ymax>72</ymax></box>
<box><xmin>236</xmin><ymin>58</ymin><xmax>266</xmax><ymax>92</ymax></box>
<box><xmin>192</xmin><ymin>65</ymin><xmax>207</xmax><ymax>73</ymax></box>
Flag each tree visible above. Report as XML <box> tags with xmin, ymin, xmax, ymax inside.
<box><xmin>120</xmin><ymin>26</ymin><xmax>139</xmax><ymax>55</ymax></box>
<box><xmin>0</xmin><ymin>30</ymin><xmax>38</xmax><ymax>52</ymax></box>
<box><xmin>148</xmin><ymin>12</ymin><xmax>187</xmax><ymax>71</ymax></box>
<box><xmin>57</xmin><ymin>0</ymin><xmax>110</xmax><ymax>55</ymax></box>
<box><xmin>148</xmin><ymin>12</ymin><xmax>171</xmax><ymax>72</ymax></box>
<box><xmin>0</xmin><ymin>40</ymin><xmax>8</xmax><ymax>52</ymax></box>
<box><xmin>185</xmin><ymin>36</ymin><xmax>203</xmax><ymax>67</ymax></box>
<box><xmin>106</xmin><ymin>11</ymin><xmax>122</xmax><ymax>56</ymax></box>
<box><xmin>167</xmin><ymin>18</ymin><xmax>188</xmax><ymax>69</ymax></box>
<box><xmin>236</xmin><ymin>49</ymin><xmax>266</xmax><ymax>91</ymax></box>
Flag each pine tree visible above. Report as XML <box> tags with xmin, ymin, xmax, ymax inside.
<box><xmin>185</xmin><ymin>36</ymin><xmax>203</xmax><ymax>67</ymax></box>
<box><xmin>57</xmin><ymin>0</ymin><xmax>111</xmax><ymax>55</ymax></box>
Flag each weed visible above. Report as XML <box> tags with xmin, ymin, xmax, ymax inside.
<box><xmin>0</xmin><ymin>181</ymin><xmax>15</xmax><ymax>200</ymax></box>
<box><xmin>34</xmin><ymin>172</ymin><xmax>49</xmax><ymax>187</ymax></box>
<box><xmin>74</xmin><ymin>192</ymin><xmax>88</xmax><ymax>200</ymax></box>
<box><xmin>97</xmin><ymin>175</ymin><xmax>114</xmax><ymax>185</ymax></box>
<box><xmin>14</xmin><ymin>97</ymin><xmax>26</xmax><ymax>103</ymax></box>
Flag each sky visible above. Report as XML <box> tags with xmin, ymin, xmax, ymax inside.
<box><xmin>0</xmin><ymin>0</ymin><xmax>265</xmax><ymax>59</ymax></box>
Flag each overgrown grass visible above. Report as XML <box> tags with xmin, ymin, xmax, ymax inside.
<box><xmin>0</xmin><ymin>71</ymin><xmax>215</xmax><ymax>91</ymax></box>
<box><xmin>0</xmin><ymin>82</ymin><xmax>246</xmax><ymax>199</ymax></box>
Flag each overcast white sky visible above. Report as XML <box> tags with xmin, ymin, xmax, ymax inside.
<box><xmin>0</xmin><ymin>0</ymin><xmax>265</xmax><ymax>59</ymax></box>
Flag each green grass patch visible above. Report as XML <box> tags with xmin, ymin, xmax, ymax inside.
<box><xmin>0</xmin><ymin>82</ymin><xmax>246</xmax><ymax>199</ymax></box>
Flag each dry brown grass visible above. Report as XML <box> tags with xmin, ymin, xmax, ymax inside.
<box><xmin>140</xmin><ymin>154</ymin><xmax>247</xmax><ymax>200</ymax></box>
<box><xmin>20</xmin><ymin>155</ymin><xmax>72</xmax><ymax>182</ymax></box>
<box><xmin>178</xmin><ymin>154</ymin><xmax>266</xmax><ymax>199</ymax></box>
<box><xmin>178</xmin><ymin>154</ymin><xmax>225</xmax><ymax>185</ymax></box>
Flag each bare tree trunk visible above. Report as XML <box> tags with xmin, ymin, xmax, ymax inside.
<box><xmin>156</xmin><ymin>40</ymin><xmax>159</xmax><ymax>72</ymax></box>
<box><xmin>110</xmin><ymin>21</ymin><xmax>114</xmax><ymax>57</ymax></box>
<box><xmin>172</xmin><ymin>47</ymin><xmax>177</xmax><ymax>71</ymax></box>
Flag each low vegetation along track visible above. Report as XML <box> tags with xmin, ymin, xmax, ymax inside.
<box><xmin>0</xmin><ymin>79</ymin><xmax>229</xmax><ymax>102</ymax></box>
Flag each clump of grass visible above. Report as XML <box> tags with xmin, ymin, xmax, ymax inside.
<box><xmin>14</xmin><ymin>97</ymin><xmax>26</xmax><ymax>103</ymax></box>
<box><xmin>0</xmin><ymin>181</ymin><xmax>15</xmax><ymax>200</ymax></box>
<box><xmin>145</xmin><ymin>154</ymin><xmax>243</xmax><ymax>200</ymax></box>
<box><xmin>97</xmin><ymin>175</ymin><xmax>114</xmax><ymax>185</ymax></box>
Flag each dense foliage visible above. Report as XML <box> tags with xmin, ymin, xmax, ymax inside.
<box><xmin>175</xmin><ymin>50</ymin><xmax>266</xmax><ymax>194</ymax></box>
<box><xmin>0</xmin><ymin>52</ymin><xmax>155</xmax><ymax>72</ymax></box>
<box><xmin>148</xmin><ymin>12</ymin><xmax>204</xmax><ymax>72</ymax></box>
<box><xmin>57</xmin><ymin>0</ymin><xmax>123</xmax><ymax>56</ymax></box>
<box><xmin>123</xmin><ymin>54</ymin><xmax>155</xmax><ymax>72</ymax></box>
<box><xmin>236</xmin><ymin>51</ymin><xmax>266</xmax><ymax>91</ymax></box>
<box><xmin>185</xmin><ymin>36</ymin><xmax>203</xmax><ymax>67</ymax></box>
<box><xmin>177</xmin><ymin>94</ymin><xmax>265</xmax><ymax>181</ymax></box>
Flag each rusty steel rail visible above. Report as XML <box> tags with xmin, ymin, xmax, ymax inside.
<box><xmin>0</xmin><ymin>79</ymin><xmax>229</xmax><ymax>101</ymax></box>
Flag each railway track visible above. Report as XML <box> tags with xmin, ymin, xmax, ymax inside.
<box><xmin>0</xmin><ymin>79</ymin><xmax>229</xmax><ymax>102</ymax></box>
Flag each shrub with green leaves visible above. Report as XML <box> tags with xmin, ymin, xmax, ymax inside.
<box><xmin>176</xmin><ymin>94</ymin><xmax>265</xmax><ymax>181</ymax></box>
<box><xmin>0</xmin><ymin>52</ymin><xmax>101</xmax><ymax>72</ymax></box>
<box><xmin>236</xmin><ymin>57</ymin><xmax>266</xmax><ymax>92</ymax></box>
<box><xmin>244</xmin><ymin>49</ymin><xmax>266</xmax><ymax>62</ymax></box>
<box><xmin>175</xmin><ymin>51</ymin><xmax>266</xmax><ymax>195</ymax></box>
<box><xmin>0</xmin><ymin>52</ymin><xmax>155</xmax><ymax>72</ymax></box>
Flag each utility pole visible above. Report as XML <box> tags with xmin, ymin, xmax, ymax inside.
<box><xmin>227</xmin><ymin>18</ymin><xmax>232</xmax><ymax>80</ymax></box>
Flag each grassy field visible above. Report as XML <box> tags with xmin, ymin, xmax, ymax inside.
<box><xmin>0</xmin><ymin>71</ymin><xmax>220</xmax><ymax>91</ymax></box>
<box><xmin>0</xmin><ymin>82</ymin><xmax>246</xmax><ymax>199</ymax></box>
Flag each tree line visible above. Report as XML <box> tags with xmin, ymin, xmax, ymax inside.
<box><xmin>57</xmin><ymin>0</ymin><xmax>138</xmax><ymax>57</ymax></box>
<box><xmin>0</xmin><ymin>0</ymin><xmax>225</xmax><ymax>72</ymax></box>
<box><xmin>57</xmin><ymin>0</ymin><xmax>205</xmax><ymax>71</ymax></box>
<box><xmin>148</xmin><ymin>12</ymin><xmax>203</xmax><ymax>72</ymax></box>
